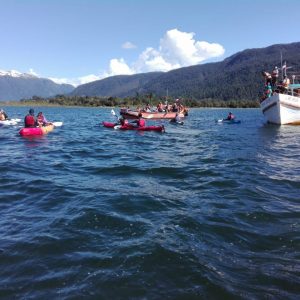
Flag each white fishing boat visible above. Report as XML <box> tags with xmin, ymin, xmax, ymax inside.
<box><xmin>260</xmin><ymin>86</ymin><xmax>300</xmax><ymax>125</ymax></box>
<box><xmin>260</xmin><ymin>61</ymin><xmax>300</xmax><ymax>125</ymax></box>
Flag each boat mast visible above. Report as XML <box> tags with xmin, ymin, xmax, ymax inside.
<box><xmin>166</xmin><ymin>88</ymin><xmax>169</xmax><ymax>104</ymax></box>
<box><xmin>280</xmin><ymin>51</ymin><xmax>283</xmax><ymax>80</ymax></box>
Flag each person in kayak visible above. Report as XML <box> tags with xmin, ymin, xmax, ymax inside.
<box><xmin>37</xmin><ymin>112</ymin><xmax>50</xmax><ymax>127</ymax></box>
<box><xmin>170</xmin><ymin>112</ymin><xmax>181</xmax><ymax>123</ymax></box>
<box><xmin>0</xmin><ymin>109</ymin><xmax>9</xmax><ymax>120</ymax></box>
<box><xmin>119</xmin><ymin>116</ymin><xmax>129</xmax><ymax>126</ymax></box>
<box><xmin>24</xmin><ymin>108</ymin><xmax>37</xmax><ymax>128</ymax></box>
<box><xmin>132</xmin><ymin>113</ymin><xmax>146</xmax><ymax>127</ymax></box>
<box><xmin>225</xmin><ymin>112</ymin><xmax>235</xmax><ymax>120</ymax></box>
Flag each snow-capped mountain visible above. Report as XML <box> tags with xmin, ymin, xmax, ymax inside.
<box><xmin>0</xmin><ymin>70</ymin><xmax>74</xmax><ymax>101</ymax></box>
<box><xmin>0</xmin><ymin>70</ymin><xmax>37</xmax><ymax>78</ymax></box>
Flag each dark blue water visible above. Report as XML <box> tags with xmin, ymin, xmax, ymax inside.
<box><xmin>0</xmin><ymin>107</ymin><xmax>299</xmax><ymax>299</ymax></box>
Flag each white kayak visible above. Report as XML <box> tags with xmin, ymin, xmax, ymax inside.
<box><xmin>0</xmin><ymin>118</ymin><xmax>22</xmax><ymax>126</ymax></box>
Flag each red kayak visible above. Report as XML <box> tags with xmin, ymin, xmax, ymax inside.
<box><xmin>102</xmin><ymin>121</ymin><xmax>165</xmax><ymax>132</ymax></box>
<box><xmin>19</xmin><ymin>124</ymin><xmax>54</xmax><ymax>136</ymax></box>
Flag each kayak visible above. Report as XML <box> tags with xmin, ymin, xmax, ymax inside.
<box><xmin>216</xmin><ymin>119</ymin><xmax>241</xmax><ymax>124</ymax></box>
<box><xmin>103</xmin><ymin>121</ymin><xmax>118</xmax><ymax>128</ymax></box>
<box><xmin>0</xmin><ymin>118</ymin><xmax>22</xmax><ymax>126</ymax></box>
<box><xmin>19</xmin><ymin>124</ymin><xmax>54</xmax><ymax>136</ymax></box>
<box><xmin>103</xmin><ymin>121</ymin><xmax>165</xmax><ymax>132</ymax></box>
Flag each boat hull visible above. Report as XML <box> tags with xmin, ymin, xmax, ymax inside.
<box><xmin>120</xmin><ymin>109</ymin><xmax>187</xmax><ymax>120</ymax></box>
<box><xmin>19</xmin><ymin>124</ymin><xmax>54</xmax><ymax>136</ymax></box>
<box><xmin>260</xmin><ymin>93</ymin><xmax>300</xmax><ymax>125</ymax></box>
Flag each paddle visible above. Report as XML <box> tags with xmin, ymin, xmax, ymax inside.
<box><xmin>111</xmin><ymin>108</ymin><xmax>121</xmax><ymax>123</ymax></box>
<box><xmin>111</xmin><ymin>109</ymin><xmax>119</xmax><ymax>120</ymax></box>
<box><xmin>52</xmin><ymin>122</ymin><xmax>63</xmax><ymax>127</ymax></box>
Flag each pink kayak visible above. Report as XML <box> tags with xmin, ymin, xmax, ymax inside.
<box><xmin>19</xmin><ymin>124</ymin><xmax>54</xmax><ymax>136</ymax></box>
<box><xmin>102</xmin><ymin>121</ymin><xmax>165</xmax><ymax>132</ymax></box>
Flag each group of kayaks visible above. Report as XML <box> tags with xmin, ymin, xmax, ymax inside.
<box><xmin>102</xmin><ymin>117</ymin><xmax>240</xmax><ymax>132</ymax></box>
<box><xmin>1</xmin><ymin>110</ymin><xmax>240</xmax><ymax>137</ymax></box>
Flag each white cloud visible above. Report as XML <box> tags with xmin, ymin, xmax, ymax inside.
<box><xmin>50</xmin><ymin>74</ymin><xmax>101</xmax><ymax>87</ymax></box>
<box><xmin>48</xmin><ymin>29</ymin><xmax>225</xmax><ymax>86</ymax></box>
<box><xmin>108</xmin><ymin>58</ymin><xmax>134</xmax><ymax>76</ymax></box>
<box><xmin>107</xmin><ymin>28</ymin><xmax>225</xmax><ymax>75</ymax></box>
<box><xmin>122</xmin><ymin>41</ymin><xmax>137</xmax><ymax>49</ymax></box>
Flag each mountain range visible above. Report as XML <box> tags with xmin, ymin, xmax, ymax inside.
<box><xmin>1</xmin><ymin>42</ymin><xmax>300</xmax><ymax>102</ymax></box>
<box><xmin>0</xmin><ymin>71</ymin><xmax>74</xmax><ymax>101</ymax></box>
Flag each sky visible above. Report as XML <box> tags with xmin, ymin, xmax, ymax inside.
<box><xmin>0</xmin><ymin>0</ymin><xmax>299</xmax><ymax>86</ymax></box>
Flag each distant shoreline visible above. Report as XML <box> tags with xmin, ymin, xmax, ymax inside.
<box><xmin>0</xmin><ymin>99</ymin><xmax>260</xmax><ymax>109</ymax></box>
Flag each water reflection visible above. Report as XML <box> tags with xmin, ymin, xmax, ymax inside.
<box><xmin>257</xmin><ymin>124</ymin><xmax>300</xmax><ymax>182</ymax></box>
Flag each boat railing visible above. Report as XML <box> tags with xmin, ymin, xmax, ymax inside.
<box><xmin>288</xmin><ymin>84</ymin><xmax>300</xmax><ymax>97</ymax></box>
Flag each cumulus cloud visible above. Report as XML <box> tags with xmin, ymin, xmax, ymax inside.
<box><xmin>49</xmin><ymin>29</ymin><xmax>225</xmax><ymax>86</ymax></box>
<box><xmin>122</xmin><ymin>41</ymin><xmax>137</xmax><ymax>49</ymax></box>
<box><xmin>110</xmin><ymin>28</ymin><xmax>225</xmax><ymax>74</ymax></box>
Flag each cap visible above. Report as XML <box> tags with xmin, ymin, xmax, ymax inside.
<box><xmin>29</xmin><ymin>108</ymin><xmax>34</xmax><ymax>114</ymax></box>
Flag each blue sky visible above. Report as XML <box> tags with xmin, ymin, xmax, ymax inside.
<box><xmin>0</xmin><ymin>0</ymin><xmax>299</xmax><ymax>86</ymax></box>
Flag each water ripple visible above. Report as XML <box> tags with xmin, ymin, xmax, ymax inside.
<box><xmin>0</xmin><ymin>107</ymin><xmax>299</xmax><ymax>299</ymax></box>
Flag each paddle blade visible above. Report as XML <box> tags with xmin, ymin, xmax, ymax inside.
<box><xmin>111</xmin><ymin>109</ymin><xmax>116</xmax><ymax>116</ymax></box>
<box><xmin>53</xmin><ymin>122</ymin><xmax>63</xmax><ymax>127</ymax></box>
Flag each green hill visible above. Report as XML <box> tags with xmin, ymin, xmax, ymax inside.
<box><xmin>71</xmin><ymin>42</ymin><xmax>300</xmax><ymax>101</ymax></box>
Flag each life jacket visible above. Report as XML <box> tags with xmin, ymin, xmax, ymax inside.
<box><xmin>37</xmin><ymin>115</ymin><xmax>46</xmax><ymax>125</ymax></box>
<box><xmin>138</xmin><ymin>119</ymin><xmax>145</xmax><ymax>127</ymax></box>
<box><xmin>25</xmin><ymin>115</ymin><xmax>36</xmax><ymax>127</ymax></box>
<box><xmin>120</xmin><ymin>118</ymin><xmax>129</xmax><ymax>126</ymax></box>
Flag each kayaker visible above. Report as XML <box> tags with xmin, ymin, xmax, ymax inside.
<box><xmin>37</xmin><ymin>112</ymin><xmax>50</xmax><ymax>127</ymax></box>
<box><xmin>24</xmin><ymin>108</ymin><xmax>37</xmax><ymax>128</ymax></box>
<box><xmin>119</xmin><ymin>116</ymin><xmax>129</xmax><ymax>126</ymax></box>
<box><xmin>225</xmin><ymin>112</ymin><xmax>235</xmax><ymax>120</ymax></box>
<box><xmin>170</xmin><ymin>112</ymin><xmax>181</xmax><ymax>123</ymax></box>
<box><xmin>132</xmin><ymin>113</ymin><xmax>145</xmax><ymax>127</ymax></box>
<box><xmin>0</xmin><ymin>109</ymin><xmax>9</xmax><ymax>121</ymax></box>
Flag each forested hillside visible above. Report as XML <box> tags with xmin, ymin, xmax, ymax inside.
<box><xmin>71</xmin><ymin>42</ymin><xmax>300</xmax><ymax>101</ymax></box>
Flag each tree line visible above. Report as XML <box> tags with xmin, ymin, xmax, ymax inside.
<box><xmin>18</xmin><ymin>94</ymin><xmax>260</xmax><ymax>108</ymax></box>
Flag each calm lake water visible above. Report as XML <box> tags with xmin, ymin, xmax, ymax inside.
<box><xmin>0</xmin><ymin>106</ymin><xmax>299</xmax><ymax>299</ymax></box>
